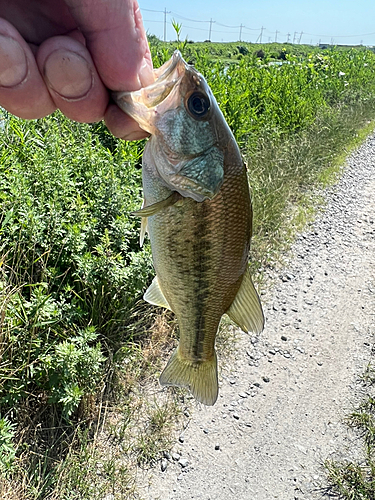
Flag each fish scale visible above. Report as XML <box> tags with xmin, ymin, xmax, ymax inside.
<box><xmin>114</xmin><ymin>51</ymin><xmax>264</xmax><ymax>405</ymax></box>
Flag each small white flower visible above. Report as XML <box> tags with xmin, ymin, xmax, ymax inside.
<box><xmin>338</xmin><ymin>71</ymin><xmax>345</xmax><ymax>76</ymax></box>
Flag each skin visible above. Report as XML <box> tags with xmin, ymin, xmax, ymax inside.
<box><xmin>0</xmin><ymin>0</ymin><xmax>154</xmax><ymax>139</ymax></box>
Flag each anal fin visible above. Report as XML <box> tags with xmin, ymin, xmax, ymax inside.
<box><xmin>226</xmin><ymin>268</ymin><xmax>264</xmax><ymax>334</ymax></box>
<box><xmin>144</xmin><ymin>276</ymin><xmax>173</xmax><ymax>311</ymax></box>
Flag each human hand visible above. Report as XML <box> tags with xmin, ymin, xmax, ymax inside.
<box><xmin>0</xmin><ymin>0</ymin><xmax>154</xmax><ymax>139</ymax></box>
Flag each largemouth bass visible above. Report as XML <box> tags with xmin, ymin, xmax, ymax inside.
<box><xmin>114</xmin><ymin>51</ymin><xmax>264</xmax><ymax>405</ymax></box>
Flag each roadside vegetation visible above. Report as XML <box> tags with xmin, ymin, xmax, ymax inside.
<box><xmin>325</xmin><ymin>363</ymin><xmax>375</xmax><ymax>499</ymax></box>
<box><xmin>2</xmin><ymin>34</ymin><xmax>375</xmax><ymax>498</ymax></box>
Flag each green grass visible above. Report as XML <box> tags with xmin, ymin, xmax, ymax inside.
<box><xmin>2</xmin><ymin>39</ymin><xmax>375</xmax><ymax>498</ymax></box>
<box><xmin>247</xmin><ymin>103</ymin><xmax>375</xmax><ymax>274</ymax></box>
<box><xmin>325</xmin><ymin>364</ymin><xmax>375</xmax><ymax>499</ymax></box>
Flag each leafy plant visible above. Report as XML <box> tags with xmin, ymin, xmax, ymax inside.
<box><xmin>2</xmin><ymin>41</ymin><xmax>375</xmax><ymax>498</ymax></box>
<box><xmin>325</xmin><ymin>364</ymin><xmax>375</xmax><ymax>499</ymax></box>
<box><xmin>171</xmin><ymin>19</ymin><xmax>188</xmax><ymax>55</ymax></box>
<box><xmin>40</xmin><ymin>327</ymin><xmax>105</xmax><ymax>419</ymax></box>
<box><xmin>0</xmin><ymin>417</ymin><xmax>16</xmax><ymax>475</ymax></box>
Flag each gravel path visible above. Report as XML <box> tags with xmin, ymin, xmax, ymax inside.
<box><xmin>138</xmin><ymin>134</ymin><xmax>375</xmax><ymax>500</ymax></box>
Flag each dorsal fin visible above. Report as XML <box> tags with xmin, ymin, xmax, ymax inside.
<box><xmin>143</xmin><ymin>276</ymin><xmax>173</xmax><ymax>311</ymax></box>
<box><xmin>226</xmin><ymin>268</ymin><xmax>264</xmax><ymax>334</ymax></box>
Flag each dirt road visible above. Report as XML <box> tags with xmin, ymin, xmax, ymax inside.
<box><xmin>139</xmin><ymin>134</ymin><xmax>375</xmax><ymax>500</ymax></box>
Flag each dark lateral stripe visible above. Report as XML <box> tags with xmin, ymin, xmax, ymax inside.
<box><xmin>191</xmin><ymin>201</ymin><xmax>212</xmax><ymax>359</ymax></box>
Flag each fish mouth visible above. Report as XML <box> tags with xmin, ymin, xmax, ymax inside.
<box><xmin>113</xmin><ymin>51</ymin><xmax>188</xmax><ymax>134</ymax></box>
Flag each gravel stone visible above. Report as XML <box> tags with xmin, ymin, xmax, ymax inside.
<box><xmin>179</xmin><ymin>458</ymin><xmax>189</xmax><ymax>468</ymax></box>
<box><xmin>138</xmin><ymin>134</ymin><xmax>375</xmax><ymax>500</ymax></box>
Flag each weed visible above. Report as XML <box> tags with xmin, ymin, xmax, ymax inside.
<box><xmin>2</xmin><ymin>41</ymin><xmax>375</xmax><ymax>498</ymax></box>
<box><xmin>0</xmin><ymin>418</ymin><xmax>16</xmax><ymax>476</ymax></box>
<box><xmin>325</xmin><ymin>360</ymin><xmax>375</xmax><ymax>499</ymax></box>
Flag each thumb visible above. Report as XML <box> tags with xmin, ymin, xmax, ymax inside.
<box><xmin>64</xmin><ymin>0</ymin><xmax>154</xmax><ymax>90</ymax></box>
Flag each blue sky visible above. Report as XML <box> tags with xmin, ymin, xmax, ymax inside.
<box><xmin>139</xmin><ymin>0</ymin><xmax>375</xmax><ymax>46</ymax></box>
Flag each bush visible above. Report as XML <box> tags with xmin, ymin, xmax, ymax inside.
<box><xmin>0</xmin><ymin>113</ymin><xmax>153</xmax><ymax>419</ymax></box>
<box><xmin>0</xmin><ymin>418</ymin><xmax>16</xmax><ymax>475</ymax></box>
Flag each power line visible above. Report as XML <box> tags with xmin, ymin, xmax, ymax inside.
<box><xmin>182</xmin><ymin>24</ymin><xmax>248</xmax><ymax>36</ymax></box>
<box><xmin>242</xmin><ymin>26</ymin><xmax>262</xmax><ymax>32</ymax></box>
<box><xmin>182</xmin><ymin>24</ymin><xmax>212</xmax><ymax>32</ymax></box>
<box><xmin>304</xmin><ymin>30</ymin><xmax>375</xmax><ymax>38</ymax></box>
<box><xmin>216</xmin><ymin>22</ymin><xmax>242</xmax><ymax>28</ymax></box>
<box><xmin>140</xmin><ymin>7</ymin><xmax>375</xmax><ymax>44</ymax></box>
<box><xmin>170</xmin><ymin>11</ymin><xmax>210</xmax><ymax>23</ymax></box>
<box><xmin>142</xmin><ymin>8</ymin><xmax>165</xmax><ymax>13</ymax></box>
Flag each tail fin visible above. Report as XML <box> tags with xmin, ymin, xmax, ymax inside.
<box><xmin>159</xmin><ymin>348</ymin><xmax>218</xmax><ymax>406</ymax></box>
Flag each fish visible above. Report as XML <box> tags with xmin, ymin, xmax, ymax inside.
<box><xmin>114</xmin><ymin>51</ymin><xmax>264</xmax><ymax>405</ymax></box>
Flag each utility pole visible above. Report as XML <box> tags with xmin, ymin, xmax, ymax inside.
<box><xmin>293</xmin><ymin>31</ymin><xmax>297</xmax><ymax>43</ymax></box>
<box><xmin>239</xmin><ymin>24</ymin><xmax>243</xmax><ymax>42</ymax></box>
<box><xmin>298</xmin><ymin>31</ymin><xmax>303</xmax><ymax>44</ymax></box>
<box><xmin>259</xmin><ymin>26</ymin><xmax>264</xmax><ymax>43</ymax></box>
<box><xmin>275</xmin><ymin>30</ymin><xmax>279</xmax><ymax>42</ymax></box>
<box><xmin>287</xmin><ymin>32</ymin><xmax>290</xmax><ymax>42</ymax></box>
<box><xmin>164</xmin><ymin>7</ymin><xmax>167</xmax><ymax>42</ymax></box>
<box><xmin>208</xmin><ymin>18</ymin><xmax>213</xmax><ymax>41</ymax></box>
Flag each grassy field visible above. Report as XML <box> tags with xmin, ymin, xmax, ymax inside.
<box><xmin>2</xmin><ymin>38</ymin><xmax>375</xmax><ymax>498</ymax></box>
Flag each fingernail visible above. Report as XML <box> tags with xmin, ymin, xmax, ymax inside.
<box><xmin>0</xmin><ymin>35</ymin><xmax>28</xmax><ymax>87</ymax></box>
<box><xmin>44</xmin><ymin>49</ymin><xmax>93</xmax><ymax>100</ymax></box>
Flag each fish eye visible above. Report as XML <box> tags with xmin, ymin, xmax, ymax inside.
<box><xmin>187</xmin><ymin>92</ymin><xmax>210</xmax><ymax>119</ymax></box>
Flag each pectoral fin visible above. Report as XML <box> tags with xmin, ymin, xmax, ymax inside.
<box><xmin>132</xmin><ymin>192</ymin><xmax>182</xmax><ymax>218</ymax></box>
<box><xmin>226</xmin><ymin>268</ymin><xmax>264</xmax><ymax>334</ymax></box>
<box><xmin>144</xmin><ymin>276</ymin><xmax>173</xmax><ymax>311</ymax></box>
